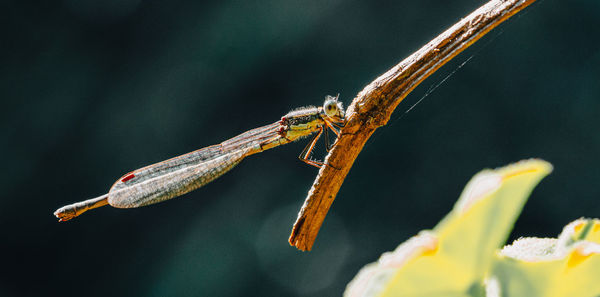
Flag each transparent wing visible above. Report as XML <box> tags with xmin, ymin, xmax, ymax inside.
<box><xmin>108</xmin><ymin>148</ymin><xmax>248</xmax><ymax>208</ymax></box>
<box><xmin>107</xmin><ymin>122</ymin><xmax>282</xmax><ymax>208</ymax></box>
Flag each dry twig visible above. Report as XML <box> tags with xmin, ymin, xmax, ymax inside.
<box><xmin>289</xmin><ymin>0</ymin><xmax>537</xmax><ymax>251</ymax></box>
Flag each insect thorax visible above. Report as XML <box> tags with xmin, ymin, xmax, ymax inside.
<box><xmin>281</xmin><ymin>106</ymin><xmax>325</xmax><ymax>140</ymax></box>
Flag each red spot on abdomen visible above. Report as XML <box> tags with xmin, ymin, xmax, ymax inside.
<box><xmin>121</xmin><ymin>173</ymin><xmax>136</xmax><ymax>183</ymax></box>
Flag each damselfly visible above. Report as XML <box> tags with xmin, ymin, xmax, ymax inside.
<box><xmin>54</xmin><ymin>95</ymin><xmax>345</xmax><ymax>221</ymax></box>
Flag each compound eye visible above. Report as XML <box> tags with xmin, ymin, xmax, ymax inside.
<box><xmin>323</xmin><ymin>100</ymin><xmax>338</xmax><ymax>118</ymax></box>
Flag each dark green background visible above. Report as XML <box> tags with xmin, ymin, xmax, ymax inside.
<box><xmin>2</xmin><ymin>0</ymin><xmax>599</xmax><ymax>296</ymax></box>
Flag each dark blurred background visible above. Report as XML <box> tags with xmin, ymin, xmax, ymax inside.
<box><xmin>2</xmin><ymin>0</ymin><xmax>599</xmax><ymax>296</ymax></box>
